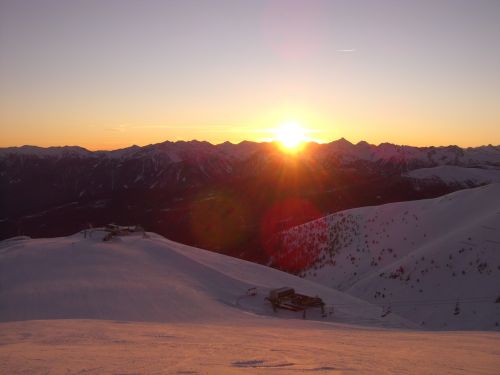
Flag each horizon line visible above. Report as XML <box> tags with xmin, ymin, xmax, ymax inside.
<box><xmin>1</xmin><ymin>138</ymin><xmax>498</xmax><ymax>153</ymax></box>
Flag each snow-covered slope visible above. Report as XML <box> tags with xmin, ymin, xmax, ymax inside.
<box><xmin>277</xmin><ymin>184</ymin><xmax>500</xmax><ymax>330</ymax></box>
<box><xmin>405</xmin><ymin>165</ymin><xmax>500</xmax><ymax>187</ymax></box>
<box><xmin>1</xmin><ymin>221</ymin><xmax>499</xmax><ymax>374</ymax></box>
<box><xmin>0</xmin><ymin>230</ymin><xmax>411</xmax><ymax>328</ymax></box>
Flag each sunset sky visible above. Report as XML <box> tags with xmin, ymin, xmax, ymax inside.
<box><xmin>0</xmin><ymin>0</ymin><xmax>499</xmax><ymax>150</ymax></box>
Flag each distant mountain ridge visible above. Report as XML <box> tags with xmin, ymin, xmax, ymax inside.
<box><xmin>1</xmin><ymin>139</ymin><xmax>499</xmax><ymax>261</ymax></box>
<box><xmin>1</xmin><ymin>139</ymin><xmax>498</xmax><ymax>195</ymax></box>
<box><xmin>1</xmin><ymin>139</ymin><xmax>499</xmax><ymax>167</ymax></box>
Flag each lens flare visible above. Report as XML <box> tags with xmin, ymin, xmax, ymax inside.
<box><xmin>260</xmin><ymin>197</ymin><xmax>324</xmax><ymax>272</ymax></box>
<box><xmin>190</xmin><ymin>191</ymin><xmax>247</xmax><ymax>251</ymax></box>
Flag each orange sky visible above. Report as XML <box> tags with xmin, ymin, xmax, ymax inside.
<box><xmin>1</xmin><ymin>1</ymin><xmax>499</xmax><ymax>150</ymax></box>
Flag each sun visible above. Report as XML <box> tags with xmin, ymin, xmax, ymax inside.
<box><xmin>274</xmin><ymin>122</ymin><xmax>307</xmax><ymax>152</ymax></box>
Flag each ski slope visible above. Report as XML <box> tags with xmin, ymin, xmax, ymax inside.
<box><xmin>0</xmin><ymin>230</ymin><xmax>499</xmax><ymax>374</ymax></box>
<box><xmin>278</xmin><ymin>184</ymin><xmax>500</xmax><ymax>330</ymax></box>
<box><xmin>0</xmin><ymin>229</ymin><xmax>410</xmax><ymax>327</ymax></box>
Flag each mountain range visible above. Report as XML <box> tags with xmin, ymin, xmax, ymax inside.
<box><xmin>1</xmin><ymin>139</ymin><xmax>499</xmax><ymax>263</ymax></box>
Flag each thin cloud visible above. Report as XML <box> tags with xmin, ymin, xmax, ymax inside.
<box><xmin>129</xmin><ymin>125</ymin><xmax>170</xmax><ymax>130</ymax></box>
<box><xmin>336</xmin><ymin>49</ymin><xmax>356</xmax><ymax>52</ymax></box>
<box><xmin>105</xmin><ymin>125</ymin><xmax>127</xmax><ymax>132</ymax></box>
